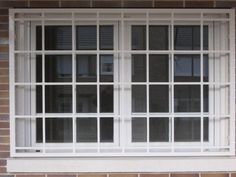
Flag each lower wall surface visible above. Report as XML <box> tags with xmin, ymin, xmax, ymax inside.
<box><xmin>1</xmin><ymin>0</ymin><xmax>236</xmax><ymax>176</ymax></box>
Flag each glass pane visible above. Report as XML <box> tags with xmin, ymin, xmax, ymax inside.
<box><xmin>36</xmin><ymin>55</ymin><xmax>42</xmax><ymax>82</ymax></box>
<box><xmin>77</xmin><ymin>118</ymin><xmax>97</xmax><ymax>142</ymax></box>
<box><xmin>100</xmin><ymin>26</ymin><xmax>113</xmax><ymax>50</ymax></box>
<box><xmin>132</xmin><ymin>118</ymin><xmax>147</xmax><ymax>142</ymax></box>
<box><xmin>36</xmin><ymin>86</ymin><xmax>42</xmax><ymax>113</ymax></box>
<box><xmin>174</xmin><ymin>117</ymin><xmax>200</xmax><ymax>142</ymax></box>
<box><xmin>204</xmin><ymin>117</ymin><xmax>209</xmax><ymax>141</ymax></box>
<box><xmin>45</xmin><ymin>118</ymin><xmax>72</xmax><ymax>143</ymax></box>
<box><xmin>45</xmin><ymin>26</ymin><xmax>72</xmax><ymax>50</ymax></box>
<box><xmin>132</xmin><ymin>54</ymin><xmax>146</xmax><ymax>82</ymax></box>
<box><xmin>36</xmin><ymin>26</ymin><xmax>42</xmax><ymax>50</ymax></box>
<box><xmin>149</xmin><ymin>85</ymin><xmax>169</xmax><ymax>112</ymax></box>
<box><xmin>76</xmin><ymin>26</ymin><xmax>96</xmax><ymax>50</ymax></box>
<box><xmin>100</xmin><ymin>117</ymin><xmax>113</xmax><ymax>142</ymax></box>
<box><xmin>174</xmin><ymin>85</ymin><xmax>200</xmax><ymax>112</ymax></box>
<box><xmin>76</xmin><ymin>55</ymin><xmax>97</xmax><ymax>82</ymax></box>
<box><xmin>174</xmin><ymin>26</ymin><xmax>200</xmax><ymax>50</ymax></box>
<box><xmin>45</xmin><ymin>85</ymin><xmax>72</xmax><ymax>113</ymax></box>
<box><xmin>100</xmin><ymin>85</ymin><xmax>113</xmax><ymax>113</ymax></box>
<box><xmin>77</xmin><ymin>85</ymin><xmax>97</xmax><ymax>113</ymax></box>
<box><xmin>149</xmin><ymin>26</ymin><xmax>168</xmax><ymax>50</ymax></box>
<box><xmin>132</xmin><ymin>85</ymin><xmax>146</xmax><ymax>113</ymax></box>
<box><xmin>174</xmin><ymin>55</ymin><xmax>200</xmax><ymax>82</ymax></box>
<box><xmin>203</xmin><ymin>26</ymin><xmax>208</xmax><ymax>50</ymax></box>
<box><xmin>132</xmin><ymin>26</ymin><xmax>146</xmax><ymax>50</ymax></box>
<box><xmin>149</xmin><ymin>55</ymin><xmax>169</xmax><ymax>82</ymax></box>
<box><xmin>204</xmin><ymin>85</ymin><xmax>209</xmax><ymax>112</ymax></box>
<box><xmin>36</xmin><ymin>118</ymin><xmax>42</xmax><ymax>143</ymax></box>
<box><xmin>150</xmin><ymin>118</ymin><xmax>169</xmax><ymax>142</ymax></box>
<box><xmin>203</xmin><ymin>54</ymin><xmax>209</xmax><ymax>82</ymax></box>
<box><xmin>100</xmin><ymin>55</ymin><xmax>113</xmax><ymax>82</ymax></box>
<box><xmin>45</xmin><ymin>55</ymin><xmax>72</xmax><ymax>82</ymax></box>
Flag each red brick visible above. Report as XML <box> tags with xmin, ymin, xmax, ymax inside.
<box><xmin>201</xmin><ymin>174</ymin><xmax>228</xmax><ymax>177</ymax></box>
<box><xmin>0</xmin><ymin>99</ymin><xmax>9</xmax><ymax>106</ymax></box>
<box><xmin>48</xmin><ymin>175</ymin><xmax>76</xmax><ymax>177</ymax></box>
<box><xmin>0</xmin><ymin>84</ymin><xmax>9</xmax><ymax>91</ymax></box>
<box><xmin>0</xmin><ymin>31</ymin><xmax>8</xmax><ymax>38</ymax></box>
<box><xmin>0</xmin><ymin>129</ymin><xmax>9</xmax><ymax>136</ymax></box>
<box><xmin>0</xmin><ymin>159</ymin><xmax>6</xmax><ymax>166</ymax></box>
<box><xmin>0</xmin><ymin>77</ymin><xmax>9</xmax><ymax>84</ymax></box>
<box><xmin>0</xmin><ymin>122</ymin><xmax>9</xmax><ymax>128</ymax></box>
<box><xmin>0</xmin><ymin>61</ymin><xmax>9</xmax><ymax>68</ymax></box>
<box><xmin>171</xmin><ymin>174</ymin><xmax>199</xmax><ymax>177</ymax></box>
<box><xmin>0</xmin><ymin>91</ymin><xmax>9</xmax><ymax>98</ymax></box>
<box><xmin>92</xmin><ymin>0</ymin><xmax>122</xmax><ymax>7</ymax></box>
<box><xmin>0</xmin><ymin>152</ymin><xmax>10</xmax><ymax>158</ymax></box>
<box><xmin>215</xmin><ymin>1</ymin><xmax>236</xmax><ymax>8</ymax></box>
<box><xmin>110</xmin><ymin>175</ymin><xmax>138</xmax><ymax>177</ymax></box>
<box><xmin>0</xmin><ymin>1</ymin><xmax>28</xmax><ymax>8</ymax></box>
<box><xmin>0</xmin><ymin>145</ymin><xmax>10</xmax><ymax>151</ymax></box>
<box><xmin>141</xmin><ymin>174</ymin><xmax>169</xmax><ymax>177</ymax></box>
<box><xmin>79</xmin><ymin>175</ymin><xmax>107</xmax><ymax>177</ymax></box>
<box><xmin>0</xmin><ymin>45</ymin><xmax>9</xmax><ymax>53</ymax></box>
<box><xmin>16</xmin><ymin>175</ymin><xmax>45</xmax><ymax>177</ymax></box>
<box><xmin>123</xmin><ymin>1</ymin><xmax>153</xmax><ymax>8</ymax></box>
<box><xmin>61</xmin><ymin>1</ymin><xmax>91</xmax><ymax>7</ymax></box>
<box><xmin>0</xmin><ymin>69</ymin><xmax>8</xmax><ymax>76</ymax></box>
<box><xmin>185</xmin><ymin>1</ymin><xmax>214</xmax><ymax>8</ymax></box>
<box><xmin>30</xmin><ymin>1</ymin><xmax>59</xmax><ymax>7</ymax></box>
<box><xmin>0</xmin><ymin>137</ymin><xmax>9</xmax><ymax>144</ymax></box>
<box><xmin>0</xmin><ymin>167</ymin><xmax>6</xmax><ymax>173</ymax></box>
<box><xmin>0</xmin><ymin>16</ymin><xmax>9</xmax><ymax>23</ymax></box>
<box><xmin>154</xmin><ymin>1</ymin><xmax>183</xmax><ymax>8</ymax></box>
<box><xmin>0</xmin><ymin>115</ymin><xmax>9</xmax><ymax>121</ymax></box>
<box><xmin>0</xmin><ymin>9</ymin><xmax>8</xmax><ymax>15</ymax></box>
<box><xmin>0</xmin><ymin>107</ymin><xmax>9</xmax><ymax>113</ymax></box>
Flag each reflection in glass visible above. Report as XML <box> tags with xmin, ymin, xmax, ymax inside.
<box><xmin>175</xmin><ymin>117</ymin><xmax>200</xmax><ymax>142</ymax></box>
<box><xmin>77</xmin><ymin>118</ymin><xmax>97</xmax><ymax>142</ymax></box>
<box><xmin>150</xmin><ymin>118</ymin><xmax>169</xmax><ymax>142</ymax></box>
<box><xmin>149</xmin><ymin>85</ymin><xmax>169</xmax><ymax>112</ymax></box>
<box><xmin>203</xmin><ymin>26</ymin><xmax>209</xmax><ymax>50</ymax></box>
<box><xmin>100</xmin><ymin>118</ymin><xmax>113</xmax><ymax>142</ymax></box>
<box><xmin>76</xmin><ymin>26</ymin><xmax>96</xmax><ymax>50</ymax></box>
<box><xmin>174</xmin><ymin>55</ymin><xmax>200</xmax><ymax>82</ymax></box>
<box><xmin>100</xmin><ymin>85</ymin><xmax>113</xmax><ymax>113</ymax></box>
<box><xmin>45</xmin><ymin>118</ymin><xmax>72</xmax><ymax>143</ymax></box>
<box><xmin>76</xmin><ymin>55</ymin><xmax>96</xmax><ymax>82</ymax></box>
<box><xmin>174</xmin><ymin>26</ymin><xmax>200</xmax><ymax>50</ymax></box>
<box><xmin>204</xmin><ymin>117</ymin><xmax>209</xmax><ymax>141</ymax></box>
<box><xmin>204</xmin><ymin>85</ymin><xmax>209</xmax><ymax>112</ymax></box>
<box><xmin>100</xmin><ymin>26</ymin><xmax>113</xmax><ymax>50</ymax></box>
<box><xmin>132</xmin><ymin>118</ymin><xmax>147</xmax><ymax>142</ymax></box>
<box><xmin>132</xmin><ymin>26</ymin><xmax>146</xmax><ymax>50</ymax></box>
<box><xmin>77</xmin><ymin>85</ymin><xmax>97</xmax><ymax>113</ymax></box>
<box><xmin>100</xmin><ymin>55</ymin><xmax>113</xmax><ymax>82</ymax></box>
<box><xmin>132</xmin><ymin>85</ymin><xmax>146</xmax><ymax>112</ymax></box>
<box><xmin>149</xmin><ymin>26</ymin><xmax>168</xmax><ymax>50</ymax></box>
<box><xmin>149</xmin><ymin>55</ymin><xmax>169</xmax><ymax>82</ymax></box>
<box><xmin>132</xmin><ymin>54</ymin><xmax>146</xmax><ymax>82</ymax></box>
<box><xmin>45</xmin><ymin>85</ymin><xmax>72</xmax><ymax>113</ymax></box>
<box><xmin>174</xmin><ymin>85</ymin><xmax>200</xmax><ymax>112</ymax></box>
<box><xmin>203</xmin><ymin>55</ymin><xmax>209</xmax><ymax>82</ymax></box>
<box><xmin>45</xmin><ymin>55</ymin><xmax>72</xmax><ymax>82</ymax></box>
<box><xmin>36</xmin><ymin>118</ymin><xmax>42</xmax><ymax>143</ymax></box>
<box><xmin>45</xmin><ymin>26</ymin><xmax>72</xmax><ymax>50</ymax></box>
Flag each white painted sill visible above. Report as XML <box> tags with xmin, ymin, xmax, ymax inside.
<box><xmin>7</xmin><ymin>157</ymin><xmax>236</xmax><ymax>173</ymax></box>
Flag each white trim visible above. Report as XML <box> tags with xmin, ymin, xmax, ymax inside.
<box><xmin>7</xmin><ymin>157</ymin><xmax>236</xmax><ymax>172</ymax></box>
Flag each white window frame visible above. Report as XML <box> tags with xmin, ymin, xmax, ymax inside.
<box><xmin>9</xmin><ymin>8</ymin><xmax>235</xmax><ymax>157</ymax></box>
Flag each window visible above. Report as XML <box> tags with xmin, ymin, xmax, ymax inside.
<box><xmin>10</xmin><ymin>9</ymin><xmax>235</xmax><ymax>156</ymax></box>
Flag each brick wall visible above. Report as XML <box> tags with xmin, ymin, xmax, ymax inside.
<box><xmin>0</xmin><ymin>0</ymin><xmax>236</xmax><ymax>176</ymax></box>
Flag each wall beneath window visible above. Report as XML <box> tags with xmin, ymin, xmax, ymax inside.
<box><xmin>0</xmin><ymin>0</ymin><xmax>236</xmax><ymax>176</ymax></box>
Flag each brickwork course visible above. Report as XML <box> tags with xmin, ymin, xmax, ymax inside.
<box><xmin>1</xmin><ymin>0</ymin><xmax>236</xmax><ymax>176</ymax></box>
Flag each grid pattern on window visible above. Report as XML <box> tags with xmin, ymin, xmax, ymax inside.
<box><xmin>10</xmin><ymin>9</ymin><xmax>235</xmax><ymax>156</ymax></box>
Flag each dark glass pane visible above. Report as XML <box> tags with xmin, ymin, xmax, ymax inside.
<box><xmin>36</xmin><ymin>86</ymin><xmax>42</xmax><ymax>113</ymax></box>
<box><xmin>149</xmin><ymin>85</ymin><xmax>169</xmax><ymax>112</ymax></box>
<box><xmin>36</xmin><ymin>55</ymin><xmax>42</xmax><ymax>82</ymax></box>
<box><xmin>174</xmin><ymin>85</ymin><xmax>200</xmax><ymax>112</ymax></box>
<box><xmin>45</xmin><ymin>55</ymin><xmax>72</xmax><ymax>82</ymax></box>
<box><xmin>100</xmin><ymin>85</ymin><xmax>113</xmax><ymax>113</ymax></box>
<box><xmin>45</xmin><ymin>85</ymin><xmax>72</xmax><ymax>113</ymax></box>
<box><xmin>204</xmin><ymin>117</ymin><xmax>209</xmax><ymax>141</ymax></box>
<box><xmin>174</xmin><ymin>55</ymin><xmax>200</xmax><ymax>82</ymax></box>
<box><xmin>149</xmin><ymin>26</ymin><xmax>168</xmax><ymax>50</ymax></box>
<box><xmin>132</xmin><ymin>85</ymin><xmax>146</xmax><ymax>113</ymax></box>
<box><xmin>36</xmin><ymin>26</ymin><xmax>42</xmax><ymax>50</ymax></box>
<box><xmin>76</xmin><ymin>55</ymin><xmax>97</xmax><ymax>82</ymax></box>
<box><xmin>36</xmin><ymin>118</ymin><xmax>42</xmax><ymax>143</ymax></box>
<box><xmin>174</xmin><ymin>117</ymin><xmax>200</xmax><ymax>142</ymax></box>
<box><xmin>100</xmin><ymin>117</ymin><xmax>113</xmax><ymax>142</ymax></box>
<box><xmin>150</xmin><ymin>118</ymin><xmax>169</xmax><ymax>142</ymax></box>
<box><xmin>132</xmin><ymin>26</ymin><xmax>146</xmax><ymax>50</ymax></box>
<box><xmin>132</xmin><ymin>54</ymin><xmax>146</xmax><ymax>82</ymax></box>
<box><xmin>149</xmin><ymin>55</ymin><xmax>169</xmax><ymax>82</ymax></box>
<box><xmin>77</xmin><ymin>85</ymin><xmax>97</xmax><ymax>113</ymax></box>
<box><xmin>77</xmin><ymin>118</ymin><xmax>97</xmax><ymax>142</ymax></box>
<box><xmin>174</xmin><ymin>26</ymin><xmax>200</xmax><ymax>50</ymax></box>
<box><xmin>203</xmin><ymin>26</ymin><xmax>208</xmax><ymax>50</ymax></box>
<box><xmin>100</xmin><ymin>55</ymin><xmax>113</xmax><ymax>82</ymax></box>
<box><xmin>100</xmin><ymin>26</ymin><xmax>113</xmax><ymax>50</ymax></box>
<box><xmin>132</xmin><ymin>118</ymin><xmax>147</xmax><ymax>142</ymax></box>
<box><xmin>203</xmin><ymin>54</ymin><xmax>209</xmax><ymax>82</ymax></box>
<box><xmin>45</xmin><ymin>26</ymin><xmax>72</xmax><ymax>50</ymax></box>
<box><xmin>76</xmin><ymin>26</ymin><xmax>96</xmax><ymax>50</ymax></box>
<box><xmin>46</xmin><ymin>118</ymin><xmax>72</xmax><ymax>143</ymax></box>
<box><xmin>204</xmin><ymin>85</ymin><xmax>209</xmax><ymax>112</ymax></box>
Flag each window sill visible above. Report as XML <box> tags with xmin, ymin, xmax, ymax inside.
<box><xmin>7</xmin><ymin>157</ymin><xmax>236</xmax><ymax>172</ymax></box>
